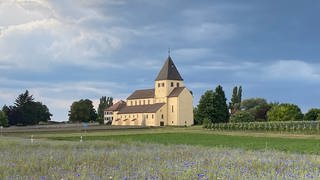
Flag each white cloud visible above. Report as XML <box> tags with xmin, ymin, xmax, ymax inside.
<box><xmin>263</xmin><ymin>60</ymin><xmax>320</xmax><ymax>81</ymax></box>
<box><xmin>0</xmin><ymin>0</ymin><xmax>126</xmax><ymax>71</ymax></box>
<box><xmin>194</xmin><ymin>61</ymin><xmax>258</xmax><ymax>71</ymax></box>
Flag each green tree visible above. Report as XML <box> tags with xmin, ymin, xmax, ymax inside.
<box><xmin>0</xmin><ymin>110</ymin><xmax>8</xmax><ymax>127</ymax></box>
<box><xmin>69</xmin><ymin>99</ymin><xmax>97</xmax><ymax>123</ymax></box>
<box><xmin>304</xmin><ymin>108</ymin><xmax>320</xmax><ymax>121</ymax></box>
<box><xmin>241</xmin><ymin>98</ymin><xmax>267</xmax><ymax>110</ymax></box>
<box><xmin>196</xmin><ymin>90</ymin><xmax>215</xmax><ymax>123</ymax></box>
<box><xmin>4</xmin><ymin>90</ymin><xmax>52</xmax><ymax>125</ymax></box>
<box><xmin>267</xmin><ymin>103</ymin><xmax>303</xmax><ymax>121</ymax></box>
<box><xmin>230</xmin><ymin>111</ymin><xmax>255</xmax><ymax>123</ymax></box>
<box><xmin>229</xmin><ymin>86</ymin><xmax>242</xmax><ymax>115</ymax></box>
<box><xmin>212</xmin><ymin>85</ymin><xmax>229</xmax><ymax>123</ymax></box>
<box><xmin>193</xmin><ymin>107</ymin><xmax>202</xmax><ymax>125</ymax></box>
<box><xmin>97</xmin><ymin>96</ymin><xmax>113</xmax><ymax>124</ymax></box>
<box><xmin>241</xmin><ymin>98</ymin><xmax>271</xmax><ymax>121</ymax></box>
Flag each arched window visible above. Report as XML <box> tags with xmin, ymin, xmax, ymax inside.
<box><xmin>177</xmin><ymin>82</ymin><xmax>180</xmax><ymax>87</ymax></box>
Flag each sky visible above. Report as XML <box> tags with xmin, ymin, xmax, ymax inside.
<box><xmin>0</xmin><ymin>0</ymin><xmax>320</xmax><ymax>121</ymax></box>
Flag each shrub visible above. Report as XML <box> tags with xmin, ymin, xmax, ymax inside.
<box><xmin>267</xmin><ymin>103</ymin><xmax>303</xmax><ymax>121</ymax></box>
<box><xmin>304</xmin><ymin>108</ymin><xmax>320</xmax><ymax>121</ymax></box>
<box><xmin>230</xmin><ymin>111</ymin><xmax>255</xmax><ymax>123</ymax></box>
<box><xmin>202</xmin><ymin>118</ymin><xmax>210</xmax><ymax>128</ymax></box>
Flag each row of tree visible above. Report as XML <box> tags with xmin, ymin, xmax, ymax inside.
<box><xmin>195</xmin><ymin>86</ymin><xmax>320</xmax><ymax>124</ymax></box>
<box><xmin>0</xmin><ymin>90</ymin><xmax>114</xmax><ymax>126</ymax></box>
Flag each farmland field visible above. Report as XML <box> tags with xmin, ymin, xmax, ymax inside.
<box><xmin>1</xmin><ymin>126</ymin><xmax>320</xmax><ymax>179</ymax></box>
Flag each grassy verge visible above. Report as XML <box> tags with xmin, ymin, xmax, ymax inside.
<box><xmin>48</xmin><ymin>132</ymin><xmax>320</xmax><ymax>154</ymax></box>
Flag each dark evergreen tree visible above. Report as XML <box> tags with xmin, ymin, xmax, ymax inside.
<box><xmin>212</xmin><ymin>85</ymin><xmax>229</xmax><ymax>123</ymax></box>
<box><xmin>4</xmin><ymin>91</ymin><xmax>52</xmax><ymax>125</ymax></box>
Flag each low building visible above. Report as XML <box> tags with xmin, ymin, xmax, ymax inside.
<box><xmin>105</xmin><ymin>56</ymin><xmax>193</xmax><ymax>126</ymax></box>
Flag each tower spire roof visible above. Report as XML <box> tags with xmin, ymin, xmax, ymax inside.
<box><xmin>155</xmin><ymin>56</ymin><xmax>183</xmax><ymax>81</ymax></box>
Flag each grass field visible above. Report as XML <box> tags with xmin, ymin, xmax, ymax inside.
<box><xmin>48</xmin><ymin>132</ymin><xmax>320</xmax><ymax>154</ymax></box>
<box><xmin>1</xmin><ymin>126</ymin><xmax>320</xmax><ymax>179</ymax></box>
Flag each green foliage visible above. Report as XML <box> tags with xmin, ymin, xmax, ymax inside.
<box><xmin>202</xmin><ymin>117</ymin><xmax>210</xmax><ymax>128</ymax></box>
<box><xmin>212</xmin><ymin>85</ymin><xmax>229</xmax><ymax>123</ymax></box>
<box><xmin>267</xmin><ymin>103</ymin><xmax>303</xmax><ymax>121</ymax></box>
<box><xmin>197</xmin><ymin>86</ymin><xmax>229</xmax><ymax>124</ymax></box>
<box><xmin>241</xmin><ymin>98</ymin><xmax>267</xmax><ymax>110</ymax></box>
<box><xmin>3</xmin><ymin>90</ymin><xmax>52</xmax><ymax>125</ymax></box>
<box><xmin>0</xmin><ymin>110</ymin><xmax>8</xmax><ymax>127</ymax></box>
<box><xmin>207</xmin><ymin>121</ymin><xmax>320</xmax><ymax>135</ymax></box>
<box><xmin>193</xmin><ymin>107</ymin><xmax>202</xmax><ymax>125</ymax></box>
<box><xmin>97</xmin><ymin>96</ymin><xmax>113</xmax><ymax>123</ymax></box>
<box><xmin>196</xmin><ymin>90</ymin><xmax>215</xmax><ymax>123</ymax></box>
<box><xmin>229</xmin><ymin>86</ymin><xmax>242</xmax><ymax>115</ymax></box>
<box><xmin>230</xmin><ymin>111</ymin><xmax>255</xmax><ymax>123</ymax></box>
<box><xmin>241</xmin><ymin>98</ymin><xmax>271</xmax><ymax>121</ymax></box>
<box><xmin>304</xmin><ymin>108</ymin><xmax>320</xmax><ymax>121</ymax></box>
<box><xmin>68</xmin><ymin>99</ymin><xmax>97</xmax><ymax>123</ymax></box>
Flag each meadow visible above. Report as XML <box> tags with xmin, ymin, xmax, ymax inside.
<box><xmin>1</xmin><ymin>126</ymin><xmax>320</xmax><ymax>179</ymax></box>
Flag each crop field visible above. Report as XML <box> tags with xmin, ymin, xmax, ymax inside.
<box><xmin>1</xmin><ymin>126</ymin><xmax>320</xmax><ymax>179</ymax></box>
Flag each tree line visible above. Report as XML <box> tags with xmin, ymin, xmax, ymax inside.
<box><xmin>194</xmin><ymin>85</ymin><xmax>320</xmax><ymax>125</ymax></box>
<box><xmin>0</xmin><ymin>90</ymin><xmax>113</xmax><ymax>127</ymax></box>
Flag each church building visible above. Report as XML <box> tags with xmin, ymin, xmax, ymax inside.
<box><xmin>105</xmin><ymin>56</ymin><xmax>194</xmax><ymax>126</ymax></box>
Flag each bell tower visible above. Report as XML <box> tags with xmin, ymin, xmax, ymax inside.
<box><xmin>154</xmin><ymin>56</ymin><xmax>184</xmax><ymax>99</ymax></box>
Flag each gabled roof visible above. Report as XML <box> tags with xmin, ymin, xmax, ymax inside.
<box><xmin>127</xmin><ymin>89</ymin><xmax>155</xmax><ymax>100</ymax></box>
<box><xmin>117</xmin><ymin>103</ymin><xmax>165</xmax><ymax>114</ymax></box>
<box><xmin>155</xmin><ymin>56</ymin><xmax>183</xmax><ymax>81</ymax></box>
<box><xmin>105</xmin><ymin>100</ymin><xmax>126</xmax><ymax>111</ymax></box>
<box><xmin>168</xmin><ymin>87</ymin><xmax>185</xmax><ymax>97</ymax></box>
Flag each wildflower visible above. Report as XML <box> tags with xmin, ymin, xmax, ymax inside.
<box><xmin>198</xmin><ymin>173</ymin><xmax>205</xmax><ymax>178</ymax></box>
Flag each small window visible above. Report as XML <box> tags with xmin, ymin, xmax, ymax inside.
<box><xmin>143</xmin><ymin>100</ymin><xmax>145</xmax><ymax>105</ymax></box>
<box><xmin>146</xmin><ymin>114</ymin><xmax>148</xmax><ymax>119</ymax></box>
<box><xmin>171</xmin><ymin>82</ymin><xmax>174</xmax><ymax>87</ymax></box>
<box><xmin>152</xmin><ymin>114</ymin><xmax>154</xmax><ymax>119</ymax></box>
<box><xmin>177</xmin><ymin>83</ymin><xmax>180</xmax><ymax>87</ymax></box>
<box><xmin>162</xmin><ymin>83</ymin><xmax>165</xmax><ymax>87</ymax></box>
<box><xmin>139</xmin><ymin>100</ymin><xmax>141</xmax><ymax>105</ymax></box>
<box><xmin>161</xmin><ymin>114</ymin><xmax>164</xmax><ymax>119</ymax></box>
<box><xmin>147</xmin><ymin>99</ymin><xmax>150</xmax><ymax>104</ymax></box>
<box><xmin>130</xmin><ymin>101</ymin><xmax>132</xmax><ymax>106</ymax></box>
<box><xmin>158</xmin><ymin>83</ymin><xmax>160</xmax><ymax>87</ymax></box>
<box><xmin>135</xmin><ymin>101</ymin><xmax>137</xmax><ymax>105</ymax></box>
<box><xmin>172</xmin><ymin>121</ymin><xmax>174</xmax><ymax>124</ymax></box>
<box><xmin>171</xmin><ymin>105</ymin><xmax>174</xmax><ymax>112</ymax></box>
